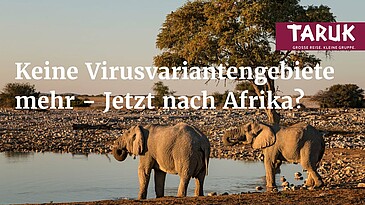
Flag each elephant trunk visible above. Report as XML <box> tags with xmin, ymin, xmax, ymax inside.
<box><xmin>222</xmin><ymin>133</ymin><xmax>239</xmax><ymax>146</ymax></box>
<box><xmin>112</xmin><ymin>139</ymin><xmax>128</xmax><ymax>161</ymax></box>
<box><xmin>222</xmin><ymin>127</ymin><xmax>246</xmax><ymax>146</ymax></box>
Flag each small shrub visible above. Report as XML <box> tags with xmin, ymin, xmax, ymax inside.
<box><xmin>313</xmin><ymin>84</ymin><xmax>364</xmax><ymax>108</ymax></box>
<box><xmin>69</xmin><ymin>97</ymin><xmax>91</xmax><ymax>107</ymax></box>
<box><xmin>0</xmin><ymin>83</ymin><xmax>40</xmax><ymax>108</ymax></box>
<box><xmin>212</xmin><ymin>90</ymin><xmax>234</xmax><ymax>108</ymax></box>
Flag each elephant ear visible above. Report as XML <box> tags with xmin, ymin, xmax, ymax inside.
<box><xmin>132</xmin><ymin>125</ymin><xmax>145</xmax><ymax>156</ymax></box>
<box><xmin>251</xmin><ymin>123</ymin><xmax>276</xmax><ymax>149</ymax></box>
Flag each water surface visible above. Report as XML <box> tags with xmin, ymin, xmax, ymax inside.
<box><xmin>0</xmin><ymin>152</ymin><xmax>304</xmax><ymax>204</ymax></box>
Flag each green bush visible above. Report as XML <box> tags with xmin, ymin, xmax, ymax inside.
<box><xmin>212</xmin><ymin>90</ymin><xmax>233</xmax><ymax>108</ymax></box>
<box><xmin>152</xmin><ymin>81</ymin><xmax>175</xmax><ymax>108</ymax></box>
<box><xmin>0</xmin><ymin>83</ymin><xmax>40</xmax><ymax>108</ymax></box>
<box><xmin>212</xmin><ymin>82</ymin><xmax>259</xmax><ymax>108</ymax></box>
<box><xmin>313</xmin><ymin>84</ymin><xmax>365</xmax><ymax>108</ymax></box>
<box><xmin>69</xmin><ymin>97</ymin><xmax>91</xmax><ymax>107</ymax></box>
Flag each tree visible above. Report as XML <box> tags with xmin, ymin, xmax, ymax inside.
<box><xmin>235</xmin><ymin>81</ymin><xmax>260</xmax><ymax>107</ymax></box>
<box><xmin>0</xmin><ymin>83</ymin><xmax>40</xmax><ymax>108</ymax></box>
<box><xmin>154</xmin><ymin>0</ymin><xmax>335</xmax><ymax>124</ymax></box>
<box><xmin>212</xmin><ymin>90</ymin><xmax>233</xmax><ymax>108</ymax></box>
<box><xmin>313</xmin><ymin>84</ymin><xmax>365</xmax><ymax>108</ymax></box>
<box><xmin>69</xmin><ymin>96</ymin><xmax>91</xmax><ymax>108</ymax></box>
<box><xmin>235</xmin><ymin>81</ymin><xmax>256</xmax><ymax>95</ymax></box>
<box><xmin>152</xmin><ymin>81</ymin><xmax>175</xmax><ymax>108</ymax></box>
<box><xmin>212</xmin><ymin>82</ymin><xmax>258</xmax><ymax>108</ymax></box>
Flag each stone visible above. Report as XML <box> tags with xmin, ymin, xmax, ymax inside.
<box><xmin>291</xmin><ymin>185</ymin><xmax>301</xmax><ymax>191</ymax></box>
<box><xmin>294</xmin><ymin>176</ymin><xmax>304</xmax><ymax>180</ymax></box>
<box><xmin>280</xmin><ymin>176</ymin><xmax>286</xmax><ymax>182</ymax></box>
<box><xmin>271</xmin><ymin>188</ymin><xmax>279</xmax><ymax>193</ymax></box>
<box><xmin>294</xmin><ymin>172</ymin><xmax>302</xmax><ymax>177</ymax></box>
<box><xmin>207</xmin><ymin>192</ymin><xmax>217</xmax><ymax>196</ymax></box>
<box><xmin>282</xmin><ymin>181</ymin><xmax>289</xmax><ymax>187</ymax></box>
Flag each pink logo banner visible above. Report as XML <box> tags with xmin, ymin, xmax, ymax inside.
<box><xmin>276</xmin><ymin>22</ymin><xmax>365</xmax><ymax>51</ymax></box>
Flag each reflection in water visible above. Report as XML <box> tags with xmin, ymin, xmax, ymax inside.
<box><xmin>0</xmin><ymin>152</ymin><xmax>304</xmax><ymax>204</ymax></box>
<box><xmin>4</xmin><ymin>152</ymin><xmax>33</xmax><ymax>158</ymax></box>
<box><xmin>4</xmin><ymin>152</ymin><xmax>34</xmax><ymax>164</ymax></box>
<box><xmin>71</xmin><ymin>153</ymin><xmax>90</xmax><ymax>160</ymax></box>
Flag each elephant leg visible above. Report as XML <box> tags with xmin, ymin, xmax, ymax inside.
<box><xmin>264</xmin><ymin>157</ymin><xmax>276</xmax><ymax>189</ymax></box>
<box><xmin>306</xmin><ymin>170</ymin><xmax>323</xmax><ymax>188</ymax></box>
<box><xmin>177</xmin><ymin>175</ymin><xmax>190</xmax><ymax>197</ymax></box>
<box><xmin>154</xmin><ymin>169</ymin><xmax>166</xmax><ymax>198</ymax></box>
<box><xmin>274</xmin><ymin>160</ymin><xmax>282</xmax><ymax>174</ymax></box>
<box><xmin>301</xmin><ymin>161</ymin><xmax>323</xmax><ymax>188</ymax></box>
<box><xmin>311</xmin><ymin>159</ymin><xmax>324</xmax><ymax>188</ymax></box>
<box><xmin>310</xmin><ymin>168</ymin><xmax>323</xmax><ymax>188</ymax></box>
<box><xmin>305</xmin><ymin>172</ymin><xmax>314</xmax><ymax>187</ymax></box>
<box><xmin>137</xmin><ymin>158</ymin><xmax>153</xmax><ymax>199</ymax></box>
<box><xmin>194</xmin><ymin>171</ymin><xmax>205</xmax><ymax>196</ymax></box>
<box><xmin>138</xmin><ymin>168</ymin><xmax>151</xmax><ymax>199</ymax></box>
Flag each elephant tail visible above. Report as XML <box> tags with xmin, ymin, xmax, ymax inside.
<box><xmin>204</xmin><ymin>148</ymin><xmax>209</xmax><ymax>176</ymax></box>
<box><xmin>201</xmin><ymin>145</ymin><xmax>210</xmax><ymax>176</ymax></box>
<box><xmin>317</xmin><ymin>134</ymin><xmax>326</xmax><ymax>167</ymax></box>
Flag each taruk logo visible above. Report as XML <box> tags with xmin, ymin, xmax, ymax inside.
<box><xmin>276</xmin><ymin>22</ymin><xmax>365</xmax><ymax>50</ymax></box>
<box><xmin>288</xmin><ymin>24</ymin><xmax>355</xmax><ymax>42</ymax></box>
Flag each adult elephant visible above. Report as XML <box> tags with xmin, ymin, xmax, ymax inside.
<box><xmin>113</xmin><ymin>122</ymin><xmax>210</xmax><ymax>199</ymax></box>
<box><xmin>222</xmin><ymin>122</ymin><xmax>325</xmax><ymax>189</ymax></box>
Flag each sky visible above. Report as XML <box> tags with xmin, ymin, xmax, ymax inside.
<box><xmin>0</xmin><ymin>0</ymin><xmax>364</xmax><ymax>96</ymax></box>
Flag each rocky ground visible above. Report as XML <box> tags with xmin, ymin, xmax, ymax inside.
<box><xmin>1</xmin><ymin>107</ymin><xmax>365</xmax><ymax>204</ymax></box>
<box><xmin>49</xmin><ymin>188</ymin><xmax>365</xmax><ymax>205</ymax></box>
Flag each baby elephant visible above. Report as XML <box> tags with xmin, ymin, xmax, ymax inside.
<box><xmin>113</xmin><ymin>122</ymin><xmax>210</xmax><ymax>199</ymax></box>
<box><xmin>223</xmin><ymin>122</ymin><xmax>325</xmax><ymax>189</ymax></box>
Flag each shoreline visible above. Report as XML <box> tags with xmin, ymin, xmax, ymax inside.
<box><xmin>18</xmin><ymin>188</ymin><xmax>365</xmax><ymax>205</ymax></box>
